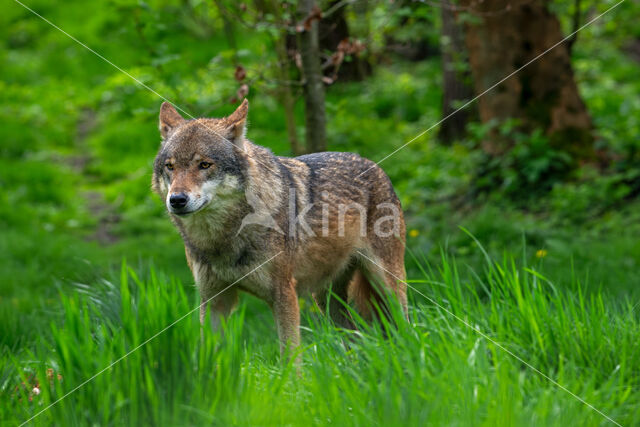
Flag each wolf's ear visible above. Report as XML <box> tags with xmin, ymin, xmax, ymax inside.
<box><xmin>225</xmin><ymin>99</ymin><xmax>248</xmax><ymax>149</ymax></box>
<box><xmin>159</xmin><ymin>102</ymin><xmax>185</xmax><ymax>140</ymax></box>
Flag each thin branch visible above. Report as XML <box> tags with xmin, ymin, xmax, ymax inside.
<box><xmin>567</xmin><ymin>0</ymin><xmax>582</xmax><ymax>53</ymax></box>
<box><xmin>323</xmin><ymin>0</ymin><xmax>359</xmax><ymax>18</ymax></box>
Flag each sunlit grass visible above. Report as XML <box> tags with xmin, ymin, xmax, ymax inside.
<box><xmin>3</xmin><ymin>252</ymin><xmax>639</xmax><ymax>426</ymax></box>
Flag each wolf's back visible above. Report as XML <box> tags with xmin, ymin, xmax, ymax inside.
<box><xmin>290</xmin><ymin>151</ymin><xmax>401</xmax><ymax>209</ymax></box>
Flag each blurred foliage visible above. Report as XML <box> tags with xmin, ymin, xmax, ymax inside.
<box><xmin>1</xmin><ymin>0</ymin><xmax>640</xmax><ymax>423</ymax></box>
<box><xmin>0</xmin><ymin>0</ymin><xmax>638</xmax><ymax>302</ymax></box>
<box><xmin>468</xmin><ymin>119</ymin><xmax>574</xmax><ymax>197</ymax></box>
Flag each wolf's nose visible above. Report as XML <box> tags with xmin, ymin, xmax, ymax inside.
<box><xmin>169</xmin><ymin>192</ymin><xmax>188</xmax><ymax>209</ymax></box>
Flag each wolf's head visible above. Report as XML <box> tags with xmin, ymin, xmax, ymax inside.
<box><xmin>152</xmin><ymin>100</ymin><xmax>249</xmax><ymax>216</ymax></box>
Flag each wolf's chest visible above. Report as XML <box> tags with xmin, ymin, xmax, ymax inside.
<box><xmin>187</xmin><ymin>239</ymin><xmax>251</xmax><ymax>267</ymax></box>
<box><xmin>187</xmin><ymin>240</ymin><xmax>274</xmax><ymax>300</ymax></box>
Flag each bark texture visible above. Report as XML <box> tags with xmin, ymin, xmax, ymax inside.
<box><xmin>460</xmin><ymin>0</ymin><xmax>593</xmax><ymax>159</ymax></box>
<box><xmin>298</xmin><ymin>0</ymin><xmax>327</xmax><ymax>152</ymax></box>
<box><xmin>439</xmin><ymin>6</ymin><xmax>474</xmax><ymax>144</ymax></box>
<box><xmin>269</xmin><ymin>0</ymin><xmax>302</xmax><ymax>155</ymax></box>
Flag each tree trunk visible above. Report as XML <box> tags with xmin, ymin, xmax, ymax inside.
<box><xmin>268</xmin><ymin>0</ymin><xmax>303</xmax><ymax>155</ymax></box>
<box><xmin>298</xmin><ymin>0</ymin><xmax>327</xmax><ymax>152</ymax></box>
<box><xmin>438</xmin><ymin>6</ymin><xmax>474</xmax><ymax>144</ymax></box>
<box><xmin>276</xmin><ymin>45</ymin><xmax>303</xmax><ymax>156</ymax></box>
<box><xmin>460</xmin><ymin>0</ymin><xmax>593</xmax><ymax>160</ymax></box>
<box><xmin>319</xmin><ymin>1</ymin><xmax>370</xmax><ymax>82</ymax></box>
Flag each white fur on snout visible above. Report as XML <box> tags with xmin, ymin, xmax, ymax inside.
<box><xmin>166</xmin><ymin>189</ymin><xmax>209</xmax><ymax>214</ymax></box>
<box><xmin>166</xmin><ymin>175</ymin><xmax>241</xmax><ymax>215</ymax></box>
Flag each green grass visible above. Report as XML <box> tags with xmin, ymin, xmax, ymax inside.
<box><xmin>3</xmin><ymin>251</ymin><xmax>639</xmax><ymax>426</ymax></box>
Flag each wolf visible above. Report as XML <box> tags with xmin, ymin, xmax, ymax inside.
<box><xmin>152</xmin><ymin>99</ymin><xmax>407</xmax><ymax>359</ymax></box>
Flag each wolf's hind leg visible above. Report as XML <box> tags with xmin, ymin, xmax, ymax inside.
<box><xmin>355</xmin><ymin>249</ymin><xmax>408</xmax><ymax>321</ymax></box>
<box><xmin>314</xmin><ymin>264</ymin><xmax>357</xmax><ymax>330</ymax></box>
<box><xmin>349</xmin><ymin>268</ymin><xmax>377</xmax><ymax>321</ymax></box>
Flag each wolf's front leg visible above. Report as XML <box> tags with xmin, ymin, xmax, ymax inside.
<box><xmin>200</xmin><ymin>287</ymin><xmax>238</xmax><ymax>334</ymax></box>
<box><xmin>272</xmin><ymin>276</ymin><xmax>301</xmax><ymax>364</ymax></box>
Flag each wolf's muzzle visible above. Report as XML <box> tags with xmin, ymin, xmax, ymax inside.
<box><xmin>169</xmin><ymin>192</ymin><xmax>189</xmax><ymax>210</ymax></box>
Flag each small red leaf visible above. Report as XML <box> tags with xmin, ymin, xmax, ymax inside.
<box><xmin>236</xmin><ymin>84</ymin><xmax>250</xmax><ymax>98</ymax></box>
<box><xmin>234</xmin><ymin>65</ymin><xmax>246</xmax><ymax>81</ymax></box>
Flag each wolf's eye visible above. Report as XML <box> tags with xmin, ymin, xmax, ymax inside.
<box><xmin>165</xmin><ymin>162</ymin><xmax>174</xmax><ymax>171</ymax></box>
<box><xmin>199</xmin><ymin>162</ymin><xmax>212</xmax><ymax>170</ymax></box>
